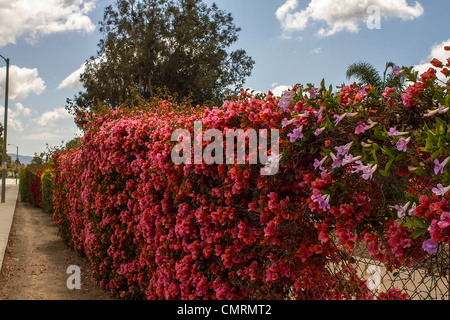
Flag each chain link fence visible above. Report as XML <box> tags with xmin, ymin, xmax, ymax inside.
<box><xmin>294</xmin><ymin>240</ymin><xmax>450</xmax><ymax>300</ymax></box>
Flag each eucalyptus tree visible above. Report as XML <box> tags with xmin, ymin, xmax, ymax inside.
<box><xmin>67</xmin><ymin>0</ymin><xmax>254</xmax><ymax>127</ymax></box>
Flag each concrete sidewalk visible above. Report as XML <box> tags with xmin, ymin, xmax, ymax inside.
<box><xmin>0</xmin><ymin>179</ymin><xmax>19</xmax><ymax>271</ymax></box>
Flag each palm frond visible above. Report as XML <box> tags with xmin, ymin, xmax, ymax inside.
<box><xmin>345</xmin><ymin>61</ymin><xmax>382</xmax><ymax>88</ymax></box>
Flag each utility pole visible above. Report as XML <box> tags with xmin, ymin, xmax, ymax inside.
<box><xmin>1</xmin><ymin>54</ymin><xmax>10</xmax><ymax>203</ymax></box>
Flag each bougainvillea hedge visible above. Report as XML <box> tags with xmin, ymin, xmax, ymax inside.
<box><xmin>52</xmin><ymin>48</ymin><xmax>450</xmax><ymax>300</ymax></box>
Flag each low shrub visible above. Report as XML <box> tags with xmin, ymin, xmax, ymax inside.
<box><xmin>18</xmin><ymin>169</ymin><xmax>28</xmax><ymax>202</ymax></box>
<box><xmin>20</xmin><ymin>164</ymin><xmax>47</xmax><ymax>207</ymax></box>
<box><xmin>41</xmin><ymin>168</ymin><xmax>54</xmax><ymax>214</ymax></box>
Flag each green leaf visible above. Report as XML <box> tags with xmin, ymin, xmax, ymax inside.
<box><xmin>430</xmin><ymin>149</ymin><xmax>442</xmax><ymax>160</ymax></box>
<box><xmin>383</xmin><ymin>158</ymin><xmax>395</xmax><ymax>175</ymax></box>
<box><xmin>379</xmin><ymin>169</ymin><xmax>389</xmax><ymax>177</ymax></box>
<box><xmin>411</xmin><ymin>228</ymin><xmax>427</xmax><ymax>239</ymax></box>
<box><xmin>435</xmin><ymin>117</ymin><xmax>447</xmax><ymax>135</ymax></box>
<box><xmin>373</xmin><ymin>128</ymin><xmax>386</xmax><ymax>141</ymax></box>
<box><xmin>405</xmin><ymin>193</ymin><xmax>418</xmax><ymax>203</ymax></box>
<box><xmin>380</xmin><ymin>146</ymin><xmax>394</xmax><ymax>158</ymax></box>
<box><xmin>404</xmin><ymin>217</ymin><xmax>414</xmax><ymax>228</ymax></box>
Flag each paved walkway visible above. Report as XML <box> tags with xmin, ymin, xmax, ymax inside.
<box><xmin>0</xmin><ymin>179</ymin><xmax>19</xmax><ymax>271</ymax></box>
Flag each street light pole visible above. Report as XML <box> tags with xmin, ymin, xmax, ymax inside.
<box><xmin>8</xmin><ymin>144</ymin><xmax>18</xmax><ymax>184</ymax></box>
<box><xmin>1</xmin><ymin>54</ymin><xmax>10</xmax><ymax>203</ymax></box>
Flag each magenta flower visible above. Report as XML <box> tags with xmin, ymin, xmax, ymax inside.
<box><xmin>438</xmin><ymin>103</ymin><xmax>449</xmax><ymax>114</ymax></box>
<box><xmin>422</xmin><ymin>239</ymin><xmax>437</xmax><ymax>255</ymax></box>
<box><xmin>314</xmin><ymin>127</ymin><xmax>325</xmax><ymax>136</ymax></box>
<box><xmin>281</xmin><ymin>118</ymin><xmax>293</xmax><ymax>128</ymax></box>
<box><xmin>351</xmin><ymin>160</ymin><xmax>377</xmax><ymax>180</ymax></box>
<box><xmin>334</xmin><ymin>141</ymin><xmax>353</xmax><ymax>157</ymax></box>
<box><xmin>313</xmin><ymin>193</ymin><xmax>330</xmax><ymax>211</ymax></box>
<box><xmin>287</xmin><ymin>126</ymin><xmax>303</xmax><ymax>142</ymax></box>
<box><xmin>388</xmin><ymin>127</ymin><xmax>409</xmax><ymax>136</ymax></box>
<box><xmin>351</xmin><ymin>160</ymin><xmax>365</xmax><ymax>173</ymax></box>
<box><xmin>361</xmin><ymin>163</ymin><xmax>377</xmax><ymax>180</ymax></box>
<box><xmin>433</xmin><ymin>156</ymin><xmax>450</xmax><ymax>175</ymax></box>
<box><xmin>342</xmin><ymin>154</ymin><xmax>361</xmax><ymax>165</ymax></box>
<box><xmin>388</xmin><ymin>127</ymin><xmax>401</xmax><ymax>136</ymax></box>
<box><xmin>313</xmin><ymin>156</ymin><xmax>328</xmax><ymax>172</ymax></box>
<box><xmin>396</xmin><ymin>137</ymin><xmax>411</xmax><ymax>152</ymax></box>
<box><xmin>394</xmin><ymin>202</ymin><xmax>411</xmax><ymax>218</ymax></box>
<box><xmin>329</xmin><ymin>152</ymin><xmax>342</xmax><ymax>168</ymax></box>
<box><xmin>432</xmin><ymin>184</ymin><xmax>450</xmax><ymax>196</ymax></box>
<box><xmin>333</xmin><ymin>113</ymin><xmax>346</xmax><ymax>126</ymax></box>
<box><xmin>309</xmin><ymin>86</ymin><xmax>318</xmax><ymax>99</ymax></box>
<box><xmin>392</xmin><ymin>66</ymin><xmax>403</xmax><ymax>78</ymax></box>
<box><xmin>279</xmin><ymin>90</ymin><xmax>295</xmax><ymax>112</ymax></box>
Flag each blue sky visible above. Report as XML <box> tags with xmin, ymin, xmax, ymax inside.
<box><xmin>0</xmin><ymin>0</ymin><xmax>449</xmax><ymax>157</ymax></box>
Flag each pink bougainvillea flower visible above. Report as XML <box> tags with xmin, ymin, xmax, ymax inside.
<box><xmin>382</xmin><ymin>87</ymin><xmax>395</xmax><ymax>98</ymax></box>
<box><xmin>355</xmin><ymin>123</ymin><xmax>367</xmax><ymax>134</ymax></box>
<box><xmin>422</xmin><ymin>239</ymin><xmax>437</xmax><ymax>255</ymax></box>
<box><xmin>438</xmin><ymin>212</ymin><xmax>450</xmax><ymax>229</ymax></box>
<box><xmin>433</xmin><ymin>156</ymin><xmax>450</xmax><ymax>175</ymax></box>
<box><xmin>396</xmin><ymin>137</ymin><xmax>411</xmax><ymax>152</ymax></box>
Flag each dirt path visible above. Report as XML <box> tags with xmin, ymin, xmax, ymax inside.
<box><xmin>0</xmin><ymin>201</ymin><xmax>115</xmax><ymax>300</ymax></box>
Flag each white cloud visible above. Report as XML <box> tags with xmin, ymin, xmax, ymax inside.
<box><xmin>58</xmin><ymin>55</ymin><xmax>106</xmax><ymax>89</ymax></box>
<box><xmin>21</xmin><ymin>131</ymin><xmax>62</xmax><ymax>141</ymax></box>
<box><xmin>0</xmin><ymin>65</ymin><xmax>46</xmax><ymax>100</ymax></box>
<box><xmin>57</xmin><ymin>62</ymin><xmax>85</xmax><ymax>89</ymax></box>
<box><xmin>0</xmin><ymin>0</ymin><xmax>97</xmax><ymax>47</ymax></box>
<box><xmin>271</xmin><ymin>85</ymin><xmax>292</xmax><ymax>97</ymax></box>
<box><xmin>36</xmin><ymin>107</ymin><xmax>72</xmax><ymax>127</ymax></box>
<box><xmin>0</xmin><ymin>102</ymin><xmax>31</xmax><ymax>132</ymax></box>
<box><xmin>310</xmin><ymin>47</ymin><xmax>322</xmax><ymax>54</ymax></box>
<box><xmin>413</xmin><ymin>38</ymin><xmax>450</xmax><ymax>83</ymax></box>
<box><xmin>276</xmin><ymin>0</ymin><xmax>424</xmax><ymax>37</ymax></box>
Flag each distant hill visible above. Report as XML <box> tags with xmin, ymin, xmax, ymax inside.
<box><xmin>8</xmin><ymin>153</ymin><xmax>34</xmax><ymax>165</ymax></box>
